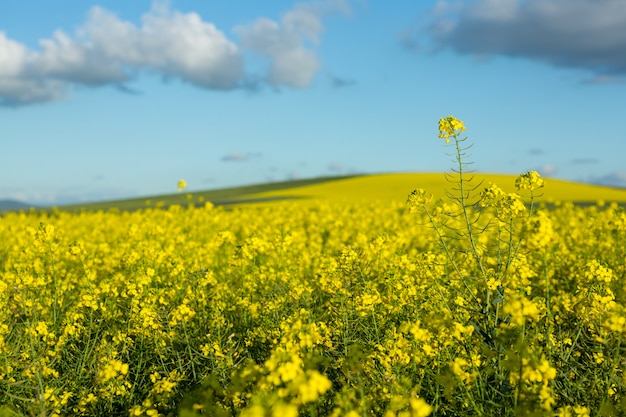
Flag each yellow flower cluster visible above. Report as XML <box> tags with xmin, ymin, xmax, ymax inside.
<box><xmin>438</xmin><ymin>115</ymin><xmax>466</xmax><ymax>141</ymax></box>
<box><xmin>480</xmin><ymin>183</ymin><xmax>527</xmax><ymax>219</ymax></box>
<box><xmin>383</xmin><ymin>393</ymin><xmax>433</xmax><ymax>417</ymax></box>
<box><xmin>502</xmin><ymin>295</ymin><xmax>542</xmax><ymax>326</ymax></box>
<box><xmin>99</xmin><ymin>359</ymin><xmax>129</xmax><ymax>383</ymax></box>
<box><xmin>508</xmin><ymin>357</ymin><xmax>558</xmax><ymax>411</ymax></box>
<box><xmin>406</xmin><ymin>188</ymin><xmax>432</xmax><ymax>212</ymax></box>
<box><xmin>515</xmin><ymin>170</ymin><xmax>546</xmax><ymax>191</ymax></box>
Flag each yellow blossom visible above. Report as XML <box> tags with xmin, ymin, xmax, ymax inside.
<box><xmin>438</xmin><ymin>115</ymin><xmax>466</xmax><ymax>141</ymax></box>
<box><xmin>297</xmin><ymin>370</ymin><xmax>332</xmax><ymax>403</ymax></box>
<box><xmin>272</xmin><ymin>403</ymin><xmax>298</xmax><ymax>417</ymax></box>
<box><xmin>515</xmin><ymin>170</ymin><xmax>545</xmax><ymax>191</ymax></box>
<box><xmin>409</xmin><ymin>395</ymin><xmax>433</xmax><ymax>417</ymax></box>
<box><xmin>99</xmin><ymin>359</ymin><xmax>129</xmax><ymax>382</ymax></box>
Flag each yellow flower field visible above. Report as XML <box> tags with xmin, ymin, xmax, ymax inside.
<box><xmin>245</xmin><ymin>172</ymin><xmax>626</xmax><ymax>205</ymax></box>
<box><xmin>1</xmin><ymin>118</ymin><xmax>625</xmax><ymax>416</ymax></box>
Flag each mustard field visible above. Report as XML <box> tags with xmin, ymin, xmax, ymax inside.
<box><xmin>2</xmin><ymin>117</ymin><xmax>626</xmax><ymax>416</ymax></box>
<box><xmin>1</xmin><ymin>176</ymin><xmax>625</xmax><ymax>416</ymax></box>
<box><xmin>245</xmin><ymin>172</ymin><xmax>626</xmax><ymax>206</ymax></box>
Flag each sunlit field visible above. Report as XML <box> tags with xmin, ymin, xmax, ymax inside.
<box><xmin>1</xmin><ymin>118</ymin><xmax>625</xmax><ymax>416</ymax></box>
<box><xmin>246</xmin><ymin>172</ymin><xmax>626</xmax><ymax>206</ymax></box>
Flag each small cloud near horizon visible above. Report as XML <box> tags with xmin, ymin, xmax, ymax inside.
<box><xmin>221</xmin><ymin>152</ymin><xmax>262</xmax><ymax>162</ymax></box>
<box><xmin>537</xmin><ymin>163</ymin><xmax>558</xmax><ymax>177</ymax></box>
<box><xmin>326</xmin><ymin>162</ymin><xmax>344</xmax><ymax>173</ymax></box>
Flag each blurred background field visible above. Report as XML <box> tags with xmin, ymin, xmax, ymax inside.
<box><xmin>13</xmin><ymin>173</ymin><xmax>626</xmax><ymax>214</ymax></box>
<box><xmin>245</xmin><ymin>173</ymin><xmax>626</xmax><ymax>205</ymax></box>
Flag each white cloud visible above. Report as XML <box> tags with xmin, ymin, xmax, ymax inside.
<box><xmin>38</xmin><ymin>6</ymin><xmax>244</xmax><ymax>89</ymax></box>
<box><xmin>0</xmin><ymin>32</ymin><xmax>28</xmax><ymax>77</ymax></box>
<box><xmin>0</xmin><ymin>1</ymin><xmax>346</xmax><ymax>106</ymax></box>
<box><xmin>37</xmin><ymin>29</ymin><xmax>130</xmax><ymax>85</ymax></box>
<box><xmin>537</xmin><ymin>163</ymin><xmax>558</xmax><ymax>177</ymax></box>
<box><xmin>100</xmin><ymin>6</ymin><xmax>243</xmax><ymax>88</ymax></box>
<box><xmin>235</xmin><ymin>0</ymin><xmax>350</xmax><ymax>88</ymax></box>
<box><xmin>0</xmin><ymin>32</ymin><xmax>66</xmax><ymax>105</ymax></box>
<box><xmin>0</xmin><ymin>77</ymin><xmax>65</xmax><ymax>106</ymax></box>
<box><xmin>418</xmin><ymin>0</ymin><xmax>626</xmax><ymax>78</ymax></box>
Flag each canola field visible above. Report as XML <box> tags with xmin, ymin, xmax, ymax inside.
<box><xmin>1</xmin><ymin>118</ymin><xmax>626</xmax><ymax>416</ymax></box>
<box><xmin>1</xmin><ymin>178</ymin><xmax>625</xmax><ymax>417</ymax></box>
<box><xmin>245</xmin><ymin>172</ymin><xmax>626</xmax><ymax>206</ymax></box>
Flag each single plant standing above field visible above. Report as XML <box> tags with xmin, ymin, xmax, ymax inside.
<box><xmin>409</xmin><ymin>116</ymin><xmax>556</xmax><ymax>413</ymax></box>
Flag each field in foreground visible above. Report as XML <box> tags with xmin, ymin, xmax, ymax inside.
<box><xmin>0</xmin><ymin>172</ymin><xmax>625</xmax><ymax>416</ymax></box>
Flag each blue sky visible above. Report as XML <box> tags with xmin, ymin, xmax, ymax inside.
<box><xmin>2</xmin><ymin>0</ymin><xmax>626</xmax><ymax>205</ymax></box>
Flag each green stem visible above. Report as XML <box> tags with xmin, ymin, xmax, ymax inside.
<box><xmin>423</xmin><ymin>206</ymin><xmax>480</xmax><ymax>309</ymax></box>
<box><xmin>544</xmin><ymin>252</ymin><xmax>553</xmax><ymax>360</ymax></box>
<box><xmin>183</xmin><ymin>322</ymin><xmax>197</xmax><ymax>381</ymax></box>
<box><xmin>47</xmin><ymin>240</ymin><xmax>59</xmax><ymax>328</ymax></box>
<box><xmin>453</xmin><ymin>135</ymin><xmax>486</xmax><ymax>277</ymax></box>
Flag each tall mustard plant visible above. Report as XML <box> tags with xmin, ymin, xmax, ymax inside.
<box><xmin>408</xmin><ymin>116</ymin><xmax>557</xmax><ymax>414</ymax></box>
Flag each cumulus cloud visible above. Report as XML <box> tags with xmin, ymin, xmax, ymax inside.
<box><xmin>0</xmin><ymin>33</ymin><xmax>66</xmax><ymax>104</ymax></box>
<box><xmin>235</xmin><ymin>0</ymin><xmax>350</xmax><ymax>88</ymax></box>
<box><xmin>0</xmin><ymin>0</ymin><xmax>347</xmax><ymax>106</ymax></box>
<box><xmin>0</xmin><ymin>6</ymin><xmax>242</xmax><ymax>105</ymax></box>
<box><xmin>416</xmin><ymin>0</ymin><xmax>626</xmax><ymax>78</ymax></box>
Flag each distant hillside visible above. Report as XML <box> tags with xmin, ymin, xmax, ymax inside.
<box><xmin>0</xmin><ymin>199</ymin><xmax>35</xmax><ymax>211</ymax></box>
<box><xmin>11</xmin><ymin>172</ymin><xmax>626</xmax><ymax>214</ymax></box>
<box><xmin>246</xmin><ymin>172</ymin><xmax>626</xmax><ymax>205</ymax></box>
<box><xmin>51</xmin><ymin>175</ymin><xmax>358</xmax><ymax>213</ymax></box>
